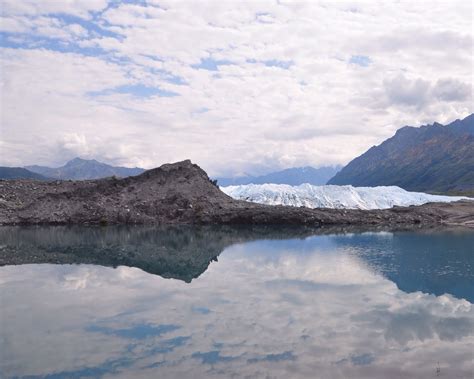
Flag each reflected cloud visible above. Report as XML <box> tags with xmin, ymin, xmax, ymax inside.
<box><xmin>0</xmin><ymin>226</ymin><xmax>473</xmax><ymax>378</ymax></box>
<box><xmin>351</xmin><ymin>353</ymin><xmax>375</xmax><ymax>366</ymax></box>
<box><xmin>247</xmin><ymin>351</ymin><xmax>296</xmax><ymax>364</ymax></box>
<box><xmin>86</xmin><ymin>324</ymin><xmax>180</xmax><ymax>340</ymax></box>
<box><xmin>192</xmin><ymin>351</ymin><xmax>238</xmax><ymax>365</ymax></box>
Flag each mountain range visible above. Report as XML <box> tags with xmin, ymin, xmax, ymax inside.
<box><xmin>1</xmin><ymin>159</ymin><xmax>342</xmax><ymax>185</ymax></box>
<box><xmin>215</xmin><ymin>166</ymin><xmax>342</xmax><ymax>186</ymax></box>
<box><xmin>0</xmin><ymin>167</ymin><xmax>49</xmax><ymax>180</ymax></box>
<box><xmin>1</xmin><ymin>113</ymin><xmax>473</xmax><ymax>192</ymax></box>
<box><xmin>328</xmin><ymin>114</ymin><xmax>474</xmax><ymax>193</ymax></box>
<box><xmin>23</xmin><ymin>157</ymin><xmax>145</xmax><ymax>180</ymax></box>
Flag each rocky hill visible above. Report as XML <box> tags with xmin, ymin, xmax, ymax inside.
<box><xmin>328</xmin><ymin>114</ymin><xmax>474</xmax><ymax>193</ymax></box>
<box><xmin>0</xmin><ymin>160</ymin><xmax>473</xmax><ymax>227</ymax></box>
<box><xmin>26</xmin><ymin>157</ymin><xmax>145</xmax><ymax>180</ymax></box>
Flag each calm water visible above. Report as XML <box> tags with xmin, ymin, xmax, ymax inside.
<box><xmin>0</xmin><ymin>226</ymin><xmax>473</xmax><ymax>379</ymax></box>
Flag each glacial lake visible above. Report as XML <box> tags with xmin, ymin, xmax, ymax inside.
<box><xmin>0</xmin><ymin>226</ymin><xmax>473</xmax><ymax>379</ymax></box>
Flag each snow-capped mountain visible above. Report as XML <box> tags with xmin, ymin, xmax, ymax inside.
<box><xmin>222</xmin><ymin>183</ymin><xmax>469</xmax><ymax>210</ymax></box>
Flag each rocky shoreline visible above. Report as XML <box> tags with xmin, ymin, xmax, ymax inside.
<box><xmin>0</xmin><ymin>160</ymin><xmax>473</xmax><ymax>227</ymax></box>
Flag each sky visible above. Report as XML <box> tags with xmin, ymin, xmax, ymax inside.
<box><xmin>0</xmin><ymin>0</ymin><xmax>472</xmax><ymax>176</ymax></box>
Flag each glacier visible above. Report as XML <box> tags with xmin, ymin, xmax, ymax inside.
<box><xmin>221</xmin><ymin>183</ymin><xmax>470</xmax><ymax>210</ymax></box>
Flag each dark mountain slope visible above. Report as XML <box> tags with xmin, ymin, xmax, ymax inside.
<box><xmin>0</xmin><ymin>167</ymin><xmax>49</xmax><ymax>180</ymax></box>
<box><xmin>26</xmin><ymin>157</ymin><xmax>145</xmax><ymax>180</ymax></box>
<box><xmin>216</xmin><ymin>166</ymin><xmax>341</xmax><ymax>186</ymax></box>
<box><xmin>328</xmin><ymin>114</ymin><xmax>474</xmax><ymax>192</ymax></box>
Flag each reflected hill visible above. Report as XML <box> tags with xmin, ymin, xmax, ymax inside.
<box><xmin>0</xmin><ymin>225</ymin><xmax>322</xmax><ymax>282</ymax></box>
<box><xmin>0</xmin><ymin>226</ymin><xmax>472</xmax><ymax>302</ymax></box>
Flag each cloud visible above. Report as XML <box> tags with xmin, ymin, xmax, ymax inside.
<box><xmin>0</xmin><ymin>0</ymin><xmax>108</xmax><ymax>18</ymax></box>
<box><xmin>433</xmin><ymin>78</ymin><xmax>472</xmax><ymax>102</ymax></box>
<box><xmin>56</xmin><ymin>133</ymin><xmax>91</xmax><ymax>157</ymax></box>
<box><xmin>0</xmin><ymin>0</ymin><xmax>472</xmax><ymax>175</ymax></box>
<box><xmin>382</xmin><ymin>74</ymin><xmax>472</xmax><ymax>110</ymax></box>
<box><xmin>383</xmin><ymin>74</ymin><xmax>432</xmax><ymax>108</ymax></box>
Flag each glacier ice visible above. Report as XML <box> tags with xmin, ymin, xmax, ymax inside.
<box><xmin>221</xmin><ymin>183</ymin><xmax>470</xmax><ymax>210</ymax></box>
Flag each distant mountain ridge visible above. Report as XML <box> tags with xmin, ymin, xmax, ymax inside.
<box><xmin>0</xmin><ymin>167</ymin><xmax>49</xmax><ymax>180</ymax></box>
<box><xmin>328</xmin><ymin>114</ymin><xmax>474</xmax><ymax>193</ymax></box>
<box><xmin>25</xmin><ymin>157</ymin><xmax>145</xmax><ymax>180</ymax></box>
<box><xmin>216</xmin><ymin>166</ymin><xmax>342</xmax><ymax>187</ymax></box>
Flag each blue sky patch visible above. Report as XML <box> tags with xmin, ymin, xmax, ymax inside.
<box><xmin>192</xmin><ymin>107</ymin><xmax>210</xmax><ymax>115</ymax></box>
<box><xmin>255</xmin><ymin>12</ymin><xmax>274</xmax><ymax>23</ymax></box>
<box><xmin>351</xmin><ymin>353</ymin><xmax>375</xmax><ymax>366</ymax></box>
<box><xmin>191</xmin><ymin>57</ymin><xmax>233</xmax><ymax>71</ymax></box>
<box><xmin>88</xmin><ymin>84</ymin><xmax>179</xmax><ymax>98</ymax></box>
<box><xmin>149</xmin><ymin>336</ymin><xmax>191</xmax><ymax>354</ymax></box>
<box><xmin>192</xmin><ymin>306</ymin><xmax>211</xmax><ymax>314</ymax></box>
<box><xmin>57</xmin><ymin>14</ymin><xmax>121</xmax><ymax>39</ymax></box>
<box><xmin>192</xmin><ymin>350</ymin><xmax>237</xmax><ymax>364</ymax></box>
<box><xmin>263</xmin><ymin>59</ymin><xmax>293</xmax><ymax>69</ymax></box>
<box><xmin>349</xmin><ymin>55</ymin><xmax>371</xmax><ymax>67</ymax></box>
<box><xmin>163</xmin><ymin>73</ymin><xmax>187</xmax><ymax>85</ymax></box>
<box><xmin>0</xmin><ymin>31</ymin><xmax>111</xmax><ymax>58</ymax></box>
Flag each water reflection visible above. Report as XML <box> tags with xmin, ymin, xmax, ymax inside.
<box><xmin>0</xmin><ymin>226</ymin><xmax>473</xmax><ymax>378</ymax></box>
<box><xmin>332</xmin><ymin>231</ymin><xmax>474</xmax><ymax>302</ymax></box>
<box><xmin>0</xmin><ymin>225</ymin><xmax>319</xmax><ymax>282</ymax></box>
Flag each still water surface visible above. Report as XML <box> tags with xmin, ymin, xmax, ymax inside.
<box><xmin>0</xmin><ymin>226</ymin><xmax>473</xmax><ymax>378</ymax></box>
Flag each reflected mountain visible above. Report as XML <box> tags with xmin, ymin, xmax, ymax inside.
<box><xmin>0</xmin><ymin>225</ymin><xmax>320</xmax><ymax>282</ymax></box>
<box><xmin>0</xmin><ymin>226</ymin><xmax>472</xmax><ymax>301</ymax></box>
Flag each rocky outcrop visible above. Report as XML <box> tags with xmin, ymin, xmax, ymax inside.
<box><xmin>0</xmin><ymin>160</ymin><xmax>473</xmax><ymax>227</ymax></box>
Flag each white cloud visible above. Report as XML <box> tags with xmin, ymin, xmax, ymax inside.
<box><xmin>0</xmin><ymin>0</ymin><xmax>472</xmax><ymax>175</ymax></box>
<box><xmin>0</xmin><ymin>0</ymin><xmax>108</xmax><ymax>19</ymax></box>
<box><xmin>433</xmin><ymin>78</ymin><xmax>472</xmax><ymax>102</ymax></box>
<box><xmin>383</xmin><ymin>74</ymin><xmax>432</xmax><ymax>108</ymax></box>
